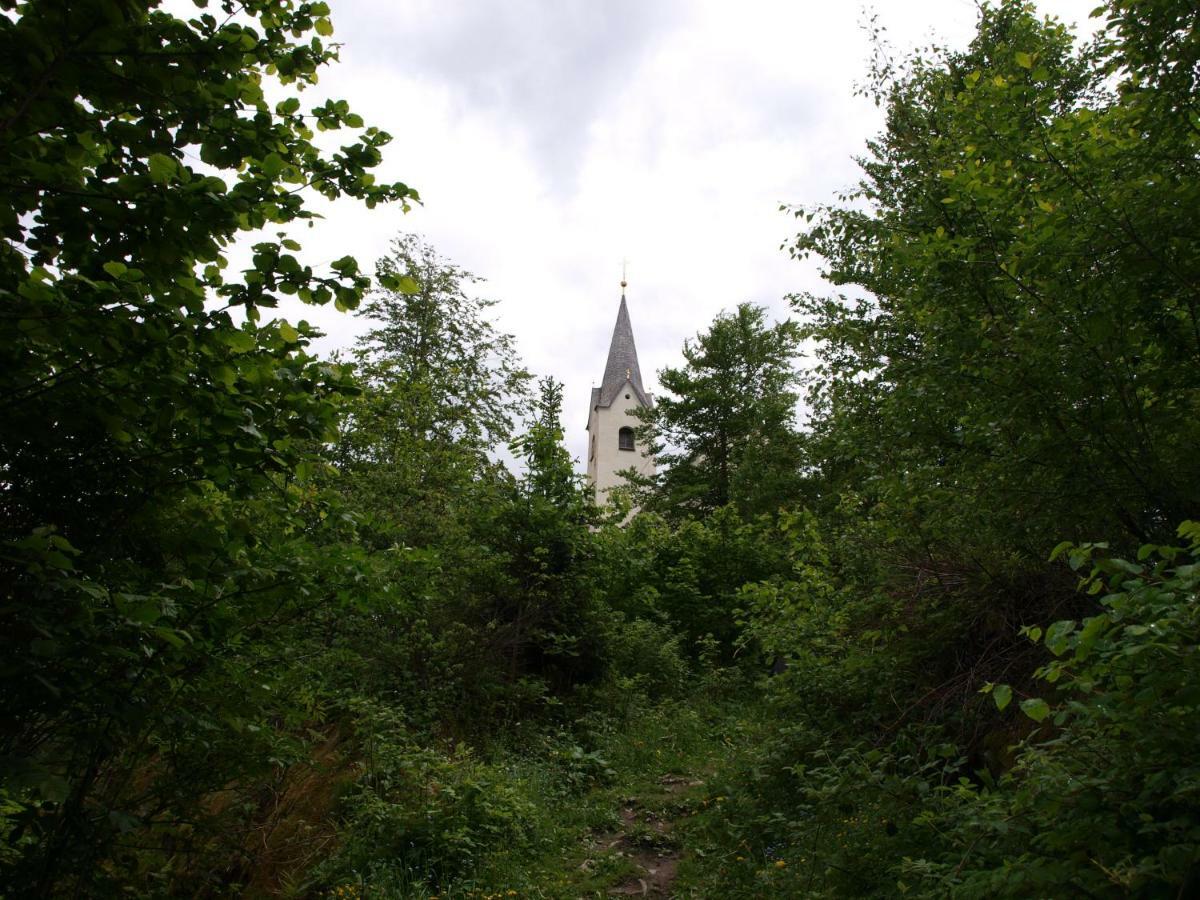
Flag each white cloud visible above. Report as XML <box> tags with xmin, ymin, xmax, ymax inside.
<box><xmin>272</xmin><ymin>0</ymin><xmax>1104</xmax><ymax>467</ymax></box>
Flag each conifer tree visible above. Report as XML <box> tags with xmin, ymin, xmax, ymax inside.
<box><xmin>640</xmin><ymin>303</ymin><xmax>804</xmax><ymax>518</ymax></box>
<box><xmin>331</xmin><ymin>234</ymin><xmax>530</xmax><ymax>548</ymax></box>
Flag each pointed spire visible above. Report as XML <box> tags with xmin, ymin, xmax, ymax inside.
<box><xmin>599</xmin><ymin>291</ymin><xmax>648</xmax><ymax>408</ymax></box>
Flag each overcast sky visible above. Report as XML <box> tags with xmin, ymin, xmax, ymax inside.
<box><xmin>275</xmin><ymin>0</ymin><xmax>1102</xmax><ymax>468</ymax></box>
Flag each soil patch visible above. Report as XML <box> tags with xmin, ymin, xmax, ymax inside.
<box><xmin>599</xmin><ymin>774</ymin><xmax>704</xmax><ymax>896</ymax></box>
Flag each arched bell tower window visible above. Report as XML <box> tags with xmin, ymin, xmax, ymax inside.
<box><xmin>618</xmin><ymin>427</ymin><xmax>635</xmax><ymax>451</ymax></box>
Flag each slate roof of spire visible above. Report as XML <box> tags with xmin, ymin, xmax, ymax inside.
<box><xmin>597</xmin><ymin>294</ymin><xmax>650</xmax><ymax>409</ymax></box>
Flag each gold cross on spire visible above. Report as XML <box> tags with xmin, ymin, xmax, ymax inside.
<box><xmin>620</xmin><ymin>258</ymin><xmax>628</xmax><ymax>294</ymax></box>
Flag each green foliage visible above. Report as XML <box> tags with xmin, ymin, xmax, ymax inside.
<box><xmin>312</xmin><ymin>251</ymin><xmax>609</xmax><ymax>743</ymax></box>
<box><xmin>592</xmin><ymin>505</ymin><xmax>792</xmax><ymax>652</ymax></box>
<box><xmin>637</xmin><ymin>303</ymin><xmax>806</xmax><ymax>519</ymax></box>
<box><xmin>903</xmin><ymin>525</ymin><xmax>1200</xmax><ymax>896</ymax></box>
<box><xmin>734</xmin><ymin>509</ymin><xmax>841</xmax><ymax>662</ymax></box>
<box><xmin>492</xmin><ymin>377</ymin><xmax>605</xmax><ymax>697</ymax></box>
<box><xmin>0</xmin><ymin>0</ymin><xmax>412</xmax><ymax>891</ymax></box>
<box><xmin>596</xmin><ymin>616</ymin><xmax>691</xmax><ymax>708</ymax></box>
<box><xmin>683</xmin><ymin>526</ymin><xmax>1200</xmax><ymax>898</ymax></box>
<box><xmin>321</xmin><ymin>237</ymin><xmax>600</xmax><ymax>731</ymax></box>
<box><xmin>357</xmin><ymin>233</ymin><xmax>530</xmax><ymax>453</ymax></box>
<box><xmin>332</xmin><ymin>232</ymin><xmax>530</xmax><ymax>551</ymax></box>
<box><xmin>680</xmin><ymin>6</ymin><xmax>1200</xmax><ymax>897</ymax></box>
<box><xmin>791</xmin><ymin>0</ymin><xmax>1200</xmax><ymax>561</ymax></box>
<box><xmin>315</xmin><ymin>702</ymin><xmax>537</xmax><ymax>889</ymax></box>
<box><xmin>4</xmin><ymin>0</ymin><xmax>1198</xmax><ymax>895</ymax></box>
<box><xmin>558</xmin><ymin>746</ymin><xmax>617</xmax><ymax>792</ymax></box>
<box><xmin>511</xmin><ymin>377</ymin><xmax>581</xmax><ymax>511</ymax></box>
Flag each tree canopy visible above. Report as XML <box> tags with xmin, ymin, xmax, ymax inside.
<box><xmin>3</xmin><ymin>0</ymin><xmax>1200</xmax><ymax>896</ymax></box>
<box><xmin>791</xmin><ymin>0</ymin><xmax>1200</xmax><ymax>561</ymax></box>
<box><xmin>639</xmin><ymin>302</ymin><xmax>805</xmax><ymax>519</ymax></box>
<box><xmin>0</xmin><ymin>0</ymin><xmax>414</xmax><ymax>889</ymax></box>
<box><xmin>330</xmin><ymin>233</ymin><xmax>530</xmax><ymax>549</ymax></box>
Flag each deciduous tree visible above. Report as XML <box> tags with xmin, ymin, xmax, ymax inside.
<box><xmin>791</xmin><ymin>0</ymin><xmax>1200</xmax><ymax>560</ymax></box>
<box><xmin>0</xmin><ymin>0</ymin><xmax>413</xmax><ymax>890</ymax></box>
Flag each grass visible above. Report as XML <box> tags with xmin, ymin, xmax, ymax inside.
<box><xmin>307</xmin><ymin>671</ymin><xmax>769</xmax><ymax>899</ymax></box>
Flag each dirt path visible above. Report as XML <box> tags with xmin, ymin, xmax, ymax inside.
<box><xmin>582</xmin><ymin>773</ymin><xmax>705</xmax><ymax>897</ymax></box>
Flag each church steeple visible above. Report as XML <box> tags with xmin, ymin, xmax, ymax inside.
<box><xmin>586</xmin><ymin>283</ymin><xmax>656</xmax><ymax>509</ymax></box>
<box><xmin>598</xmin><ymin>293</ymin><xmax>648</xmax><ymax>409</ymax></box>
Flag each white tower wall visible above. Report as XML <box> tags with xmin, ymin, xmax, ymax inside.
<box><xmin>586</xmin><ymin>292</ymin><xmax>655</xmax><ymax>508</ymax></box>
<box><xmin>587</xmin><ymin>380</ymin><xmax>654</xmax><ymax>504</ymax></box>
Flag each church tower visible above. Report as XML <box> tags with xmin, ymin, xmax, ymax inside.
<box><xmin>587</xmin><ymin>283</ymin><xmax>655</xmax><ymax>506</ymax></box>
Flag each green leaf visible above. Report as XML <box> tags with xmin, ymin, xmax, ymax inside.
<box><xmin>223</xmin><ymin>330</ymin><xmax>256</xmax><ymax>354</ymax></box>
<box><xmin>1045</xmin><ymin>620</ymin><xmax>1075</xmax><ymax>656</ymax></box>
<box><xmin>45</xmin><ymin>551</ymin><xmax>75</xmax><ymax>571</ymax></box>
<box><xmin>1015</xmin><ymin>51</ymin><xmax>1034</xmax><ymax>69</ymax></box>
<box><xmin>397</xmin><ymin>275</ymin><xmax>420</xmax><ymax>294</ymax></box>
<box><xmin>37</xmin><ymin>774</ymin><xmax>71</xmax><ymax>804</ymax></box>
<box><xmin>154</xmin><ymin>626</ymin><xmax>188</xmax><ymax>648</ymax></box>
<box><xmin>1020</xmin><ymin>698</ymin><xmax>1050</xmax><ymax>723</ymax></box>
<box><xmin>213</xmin><ymin>365</ymin><xmax>236</xmax><ymax>389</ymax></box>
<box><xmin>102</xmin><ymin>261</ymin><xmax>127</xmax><ymax>278</ymax></box>
<box><xmin>105</xmin><ymin>418</ymin><xmax>133</xmax><ymax>443</ymax></box>
<box><xmin>315</xmin><ymin>17</ymin><xmax>333</xmax><ymax>36</ymax></box>
<box><xmin>1076</xmin><ymin>614</ymin><xmax>1109</xmax><ymax>659</ymax></box>
<box><xmin>992</xmin><ymin>683</ymin><xmax>1012</xmax><ymax>711</ymax></box>
<box><xmin>148</xmin><ymin>153</ymin><xmax>177</xmax><ymax>184</ymax></box>
<box><xmin>279</xmin><ymin>322</ymin><xmax>299</xmax><ymax>343</ymax></box>
<box><xmin>118</xmin><ymin>596</ymin><xmax>161</xmax><ymax>625</ymax></box>
<box><xmin>260</xmin><ymin>153</ymin><xmax>285</xmax><ymax>177</ymax></box>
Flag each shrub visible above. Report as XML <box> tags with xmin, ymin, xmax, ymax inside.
<box><xmin>315</xmin><ymin>703</ymin><xmax>535</xmax><ymax>890</ymax></box>
<box><xmin>908</xmin><ymin>523</ymin><xmax>1200</xmax><ymax>896</ymax></box>
<box><xmin>602</xmin><ymin>615</ymin><xmax>691</xmax><ymax>703</ymax></box>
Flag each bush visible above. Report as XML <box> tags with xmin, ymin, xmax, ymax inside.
<box><xmin>315</xmin><ymin>703</ymin><xmax>535</xmax><ymax>891</ymax></box>
<box><xmin>602</xmin><ymin>615</ymin><xmax>691</xmax><ymax>704</ymax></box>
<box><xmin>683</xmin><ymin>523</ymin><xmax>1200</xmax><ymax>898</ymax></box>
<box><xmin>908</xmin><ymin>523</ymin><xmax>1200</xmax><ymax>896</ymax></box>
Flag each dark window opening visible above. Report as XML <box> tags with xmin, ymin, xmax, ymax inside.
<box><xmin>618</xmin><ymin>427</ymin><xmax>635</xmax><ymax>451</ymax></box>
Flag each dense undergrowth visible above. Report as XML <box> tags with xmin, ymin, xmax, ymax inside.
<box><xmin>305</xmin><ymin>661</ymin><xmax>749</xmax><ymax>899</ymax></box>
<box><xmin>3</xmin><ymin>0</ymin><xmax>1199</xmax><ymax>896</ymax></box>
<box><xmin>678</xmin><ymin>527</ymin><xmax>1200</xmax><ymax>897</ymax></box>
